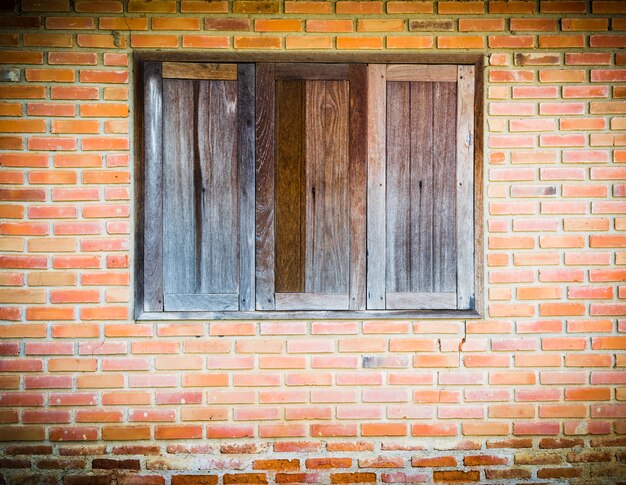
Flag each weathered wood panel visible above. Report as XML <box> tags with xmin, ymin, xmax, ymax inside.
<box><xmin>162</xmin><ymin>77</ymin><xmax>239</xmax><ymax>309</ymax></box>
<box><xmin>348</xmin><ymin>64</ymin><xmax>367</xmax><ymax>311</ymax></box>
<box><xmin>275</xmin><ymin>79</ymin><xmax>305</xmax><ymax>293</ymax></box>
<box><xmin>386</xmin><ymin>292</ymin><xmax>457</xmax><ymax>310</ymax></box>
<box><xmin>143</xmin><ymin>62</ymin><xmax>164</xmax><ymax>312</ymax></box>
<box><xmin>304</xmin><ymin>80</ymin><xmax>350</xmax><ymax>295</ymax></box>
<box><xmin>255</xmin><ymin>63</ymin><xmax>276</xmax><ymax>310</ymax></box>
<box><xmin>386</xmin><ymin>64</ymin><xmax>457</xmax><ymax>82</ymax></box>
<box><xmin>274</xmin><ymin>63</ymin><xmax>349</xmax><ymax>80</ymax></box>
<box><xmin>164</xmin><ymin>293</ymin><xmax>238</xmax><ymax>312</ymax></box>
<box><xmin>456</xmin><ymin>65</ymin><xmax>475</xmax><ymax>310</ymax></box>
<box><xmin>237</xmin><ymin>63</ymin><xmax>256</xmax><ymax>311</ymax></box>
<box><xmin>163</xmin><ymin>79</ymin><xmax>196</xmax><ymax>297</ymax></box>
<box><xmin>162</xmin><ymin>62</ymin><xmax>237</xmax><ymax>80</ymax></box>
<box><xmin>432</xmin><ymin>81</ymin><xmax>458</xmax><ymax>293</ymax></box>
<box><xmin>366</xmin><ymin>64</ymin><xmax>387</xmax><ymax>310</ymax></box>
<box><xmin>386</xmin><ymin>81</ymin><xmax>413</xmax><ymax>294</ymax></box>
<box><xmin>275</xmin><ymin>293</ymin><xmax>350</xmax><ymax>311</ymax></box>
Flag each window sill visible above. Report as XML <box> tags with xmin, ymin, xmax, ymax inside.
<box><xmin>136</xmin><ymin>309</ymin><xmax>483</xmax><ymax>321</ymax></box>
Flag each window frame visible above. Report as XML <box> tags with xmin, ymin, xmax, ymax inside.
<box><xmin>134</xmin><ymin>52</ymin><xmax>484</xmax><ymax>321</ymax></box>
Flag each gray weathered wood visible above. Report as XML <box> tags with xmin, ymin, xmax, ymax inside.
<box><xmin>275</xmin><ymin>293</ymin><xmax>350</xmax><ymax>311</ymax></box>
<box><xmin>411</xmin><ymin>81</ymin><xmax>434</xmax><ymax>292</ymax></box>
<box><xmin>255</xmin><ymin>63</ymin><xmax>276</xmax><ymax>310</ymax></box>
<box><xmin>143</xmin><ymin>61</ymin><xmax>164</xmax><ymax>312</ymax></box>
<box><xmin>473</xmin><ymin>58</ymin><xmax>485</xmax><ymax>317</ymax></box>
<box><xmin>456</xmin><ymin>65</ymin><xmax>475</xmax><ymax>310</ymax></box>
<box><xmin>348</xmin><ymin>64</ymin><xmax>367</xmax><ymax>311</ymax></box>
<box><xmin>162</xmin><ymin>62</ymin><xmax>237</xmax><ymax>80</ymax></box>
<box><xmin>162</xmin><ymin>77</ymin><xmax>239</xmax><ymax>310</ymax></box>
<box><xmin>163</xmin><ymin>79</ymin><xmax>196</xmax><ymax>297</ymax></box>
<box><xmin>238</xmin><ymin>63</ymin><xmax>256</xmax><ymax>311</ymax></box>
<box><xmin>386</xmin><ymin>64</ymin><xmax>457</xmax><ymax>82</ymax></box>
<box><xmin>386</xmin><ymin>80</ymin><xmax>412</xmax><ymax>294</ymax></box>
<box><xmin>386</xmin><ymin>292</ymin><xmax>457</xmax><ymax>310</ymax></box>
<box><xmin>366</xmin><ymin>64</ymin><xmax>387</xmax><ymax>310</ymax></box>
<box><xmin>164</xmin><ymin>293</ymin><xmax>238</xmax><ymax>311</ymax></box>
<box><xmin>305</xmin><ymin>79</ymin><xmax>350</xmax><ymax>295</ymax></box>
<box><xmin>432</xmin><ymin>81</ymin><xmax>458</xmax><ymax>293</ymax></box>
<box><xmin>274</xmin><ymin>63</ymin><xmax>349</xmax><ymax>80</ymax></box>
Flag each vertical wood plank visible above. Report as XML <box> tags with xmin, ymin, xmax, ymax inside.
<box><xmin>456</xmin><ymin>65</ymin><xmax>476</xmax><ymax>310</ymax></box>
<box><xmin>410</xmin><ymin>81</ymin><xmax>434</xmax><ymax>293</ymax></box>
<box><xmin>162</xmin><ymin>79</ymin><xmax>196</xmax><ymax>296</ymax></box>
<box><xmin>386</xmin><ymin>81</ymin><xmax>412</xmax><ymax>294</ymax></box>
<box><xmin>255</xmin><ymin>63</ymin><xmax>276</xmax><ymax>310</ymax></box>
<box><xmin>348</xmin><ymin>64</ymin><xmax>367</xmax><ymax>310</ymax></box>
<box><xmin>366</xmin><ymin>64</ymin><xmax>386</xmax><ymax>310</ymax></box>
<box><xmin>304</xmin><ymin>80</ymin><xmax>350</xmax><ymax>294</ymax></box>
<box><xmin>198</xmin><ymin>79</ymin><xmax>238</xmax><ymax>294</ymax></box>
<box><xmin>432</xmin><ymin>81</ymin><xmax>458</xmax><ymax>293</ymax></box>
<box><xmin>473</xmin><ymin>58</ymin><xmax>485</xmax><ymax>316</ymax></box>
<box><xmin>143</xmin><ymin>61</ymin><xmax>164</xmax><ymax>312</ymax></box>
<box><xmin>238</xmin><ymin>63</ymin><xmax>256</xmax><ymax>311</ymax></box>
<box><xmin>275</xmin><ymin>79</ymin><xmax>305</xmax><ymax>293</ymax></box>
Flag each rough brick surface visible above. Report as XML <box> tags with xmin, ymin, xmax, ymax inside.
<box><xmin>0</xmin><ymin>0</ymin><xmax>625</xmax><ymax>482</ymax></box>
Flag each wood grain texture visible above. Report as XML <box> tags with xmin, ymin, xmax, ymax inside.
<box><xmin>473</xmin><ymin>58</ymin><xmax>485</xmax><ymax>317</ymax></box>
<box><xmin>255</xmin><ymin>63</ymin><xmax>276</xmax><ymax>310</ymax></box>
<box><xmin>162</xmin><ymin>62</ymin><xmax>237</xmax><ymax>80</ymax></box>
<box><xmin>348</xmin><ymin>64</ymin><xmax>367</xmax><ymax>311</ymax></box>
<box><xmin>456</xmin><ymin>65</ymin><xmax>475</xmax><ymax>310</ymax></box>
<box><xmin>237</xmin><ymin>63</ymin><xmax>256</xmax><ymax>311</ymax></box>
<box><xmin>386</xmin><ymin>64</ymin><xmax>457</xmax><ymax>82</ymax></box>
<box><xmin>275</xmin><ymin>293</ymin><xmax>350</xmax><ymax>311</ymax></box>
<box><xmin>386</xmin><ymin>81</ymin><xmax>413</xmax><ymax>294</ymax></box>
<box><xmin>274</xmin><ymin>63</ymin><xmax>350</xmax><ymax>80</ymax></box>
<box><xmin>162</xmin><ymin>78</ymin><xmax>239</xmax><ymax>310</ymax></box>
<box><xmin>143</xmin><ymin>61</ymin><xmax>164</xmax><ymax>312</ymax></box>
<box><xmin>432</xmin><ymin>81</ymin><xmax>458</xmax><ymax>293</ymax></box>
<box><xmin>305</xmin><ymin>79</ymin><xmax>350</xmax><ymax>296</ymax></box>
<box><xmin>386</xmin><ymin>292</ymin><xmax>457</xmax><ymax>310</ymax></box>
<box><xmin>164</xmin><ymin>293</ymin><xmax>238</xmax><ymax>312</ymax></box>
<box><xmin>275</xmin><ymin>79</ymin><xmax>305</xmax><ymax>293</ymax></box>
<box><xmin>163</xmin><ymin>79</ymin><xmax>196</xmax><ymax>298</ymax></box>
<box><xmin>366</xmin><ymin>64</ymin><xmax>387</xmax><ymax>310</ymax></box>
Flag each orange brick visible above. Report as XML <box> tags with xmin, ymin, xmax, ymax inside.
<box><xmin>387</xmin><ymin>1</ymin><xmax>433</xmax><ymax>13</ymax></box>
<box><xmin>182</xmin><ymin>35</ymin><xmax>230</xmax><ymax>49</ymax></box>
<box><xmin>337</xmin><ymin>36</ymin><xmax>384</xmax><ymax>49</ymax></box>
<box><xmin>307</xmin><ymin>20</ymin><xmax>352</xmax><ymax>33</ymax></box>
<box><xmin>181</xmin><ymin>0</ymin><xmax>229</xmax><ymax>13</ymax></box>
<box><xmin>285</xmin><ymin>1</ymin><xmax>332</xmax><ymax>14</ymax></box>
<box><xmin>336</xmin><ymin>2</ymin><xmax>383</xmax><ymax>14</ymax></box>
<box><xmin>286</xmin><ymin>36</ymin><xmax>332</xmax><ymax>49</ymax></box>
<box><xmin>438</xmin><ymin>36</ymin><xmax>485</xmax><ymax>49</ymax></box>
<box><xmin>24</xmin><ymin>33</ymin><xmax>72</xmax><ymax>47</ymax></box>
<box><xmin>562</xmin><ymin>18</ymin><xmax>609</xmax><ymax>30</ymax></box>
<box><xmin>439</xmin><ymin>1</ymin><xmax>485</xmax><ymax>14</ymax></box>
<box><xmin>387</xmin><ymin>36</ymin><xmax>433</xmax><ymax>49</ymax></box>
<box><xmin>255</xmin><ymin>19</ymin><xmax>302</xmax><ymax>32</ymax></box>
<box><xmin>152</xmin><ymin>17</ymin><xmax>200</xmax><ymax>30</ymax></box>
<box><xmin>539</xmin><ymin>35</ymin><xmax>585</xmax><ymax>48</ymax></box>
<box><xmin>0</xmin><ymin>51</ymin><xmax>43</xmax><ymax>64</ymax></box>
<box><xmin>459</xmin><ymin>19</ymin><xmax>505</xmax><ymax>31</ymax></box>
<box><xmin>131</xmin><ymin>34</ymin><xmax>178</xmax><ymax>48</ymax></box>
<box><xmin>357</xmin><ymin>19</ymin><xmax>405</xmax><ymax>32</ymax></box>
<box><xmin>234</xmin><ymin>36</ymin><xmax>281</xmax><ymax>49</ymax></box>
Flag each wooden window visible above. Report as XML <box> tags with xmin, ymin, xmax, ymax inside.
<box><xmin>137</xmin><ymin>58</ymin><xmax>483</xmax><ymax>320</ymax></box>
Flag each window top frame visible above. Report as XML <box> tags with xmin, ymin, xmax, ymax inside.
<box><xmin>134</xmin><ymin>53</ymin><xmax>485</xmax><ymax>321</ymax></box>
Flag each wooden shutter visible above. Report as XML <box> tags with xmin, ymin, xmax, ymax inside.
<box><xmin>142</xmin><ymin>62</ymin><xmax>255</xmax><ymax>312</ymax></box>
<box><xmin>367</xmin><ymin>64</ymin><xmax>475</xmax><ymax>311</ymax></box>
<box><xmin>256</xmin><ymin>63</ymin><xmax>367</xmax><ymax>311</ymax></box>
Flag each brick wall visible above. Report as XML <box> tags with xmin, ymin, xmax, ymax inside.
<box><xmin>1</xmin><ymin>0</ymin><xmax>626</xmax><ymax>483</ymax></box>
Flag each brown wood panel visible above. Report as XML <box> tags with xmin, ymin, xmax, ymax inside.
<box><xmin>275</xmin><ymin>79</ymin><xmax>305</xmax><ymax>293</ymax></box>
<box><xmin>366</xmin><ymin>64</ymin><xmax>387</xmax><ymax>310</ymax></box>
<box><xmin>237</xmin><ymin>63</ymin><xmax>256</xmax><ymax>311</ymax></box>
<box><xmin>304</xmin><ymin>79</ymin><xmax>350</xmax><ymax>295</ymax></box>
<box><xmin>143</xmin><ymin>61</ymin><xmax>164</xmax><ymax>312</ymax></box>
<box><xmin>274</xmin><ymin>63</ymin><xmax>350</xmax><ymax>80</ymax></box>
<box><xmin>348</xmin><ymin>64</ymin><xmax>367</xmax><ymax>311</ymax></box>
<box><xmin>255</xmin><ymin>63</ymin><xmax>276</xmax><ymax>310</ymax></box>
<box><xmin>386</xmin><ymin>64</ymin><xmax>457</xmax><ymax>82</ymax></box>
<box><xmin>162</xmin><ymin>62</ymin><xmax>237</xmax><ymax>80</ymax></box>
<box><xmin>432</xmin><ymin>81</ymin><xmax>458</xmax><ymax>293</ymax></box>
